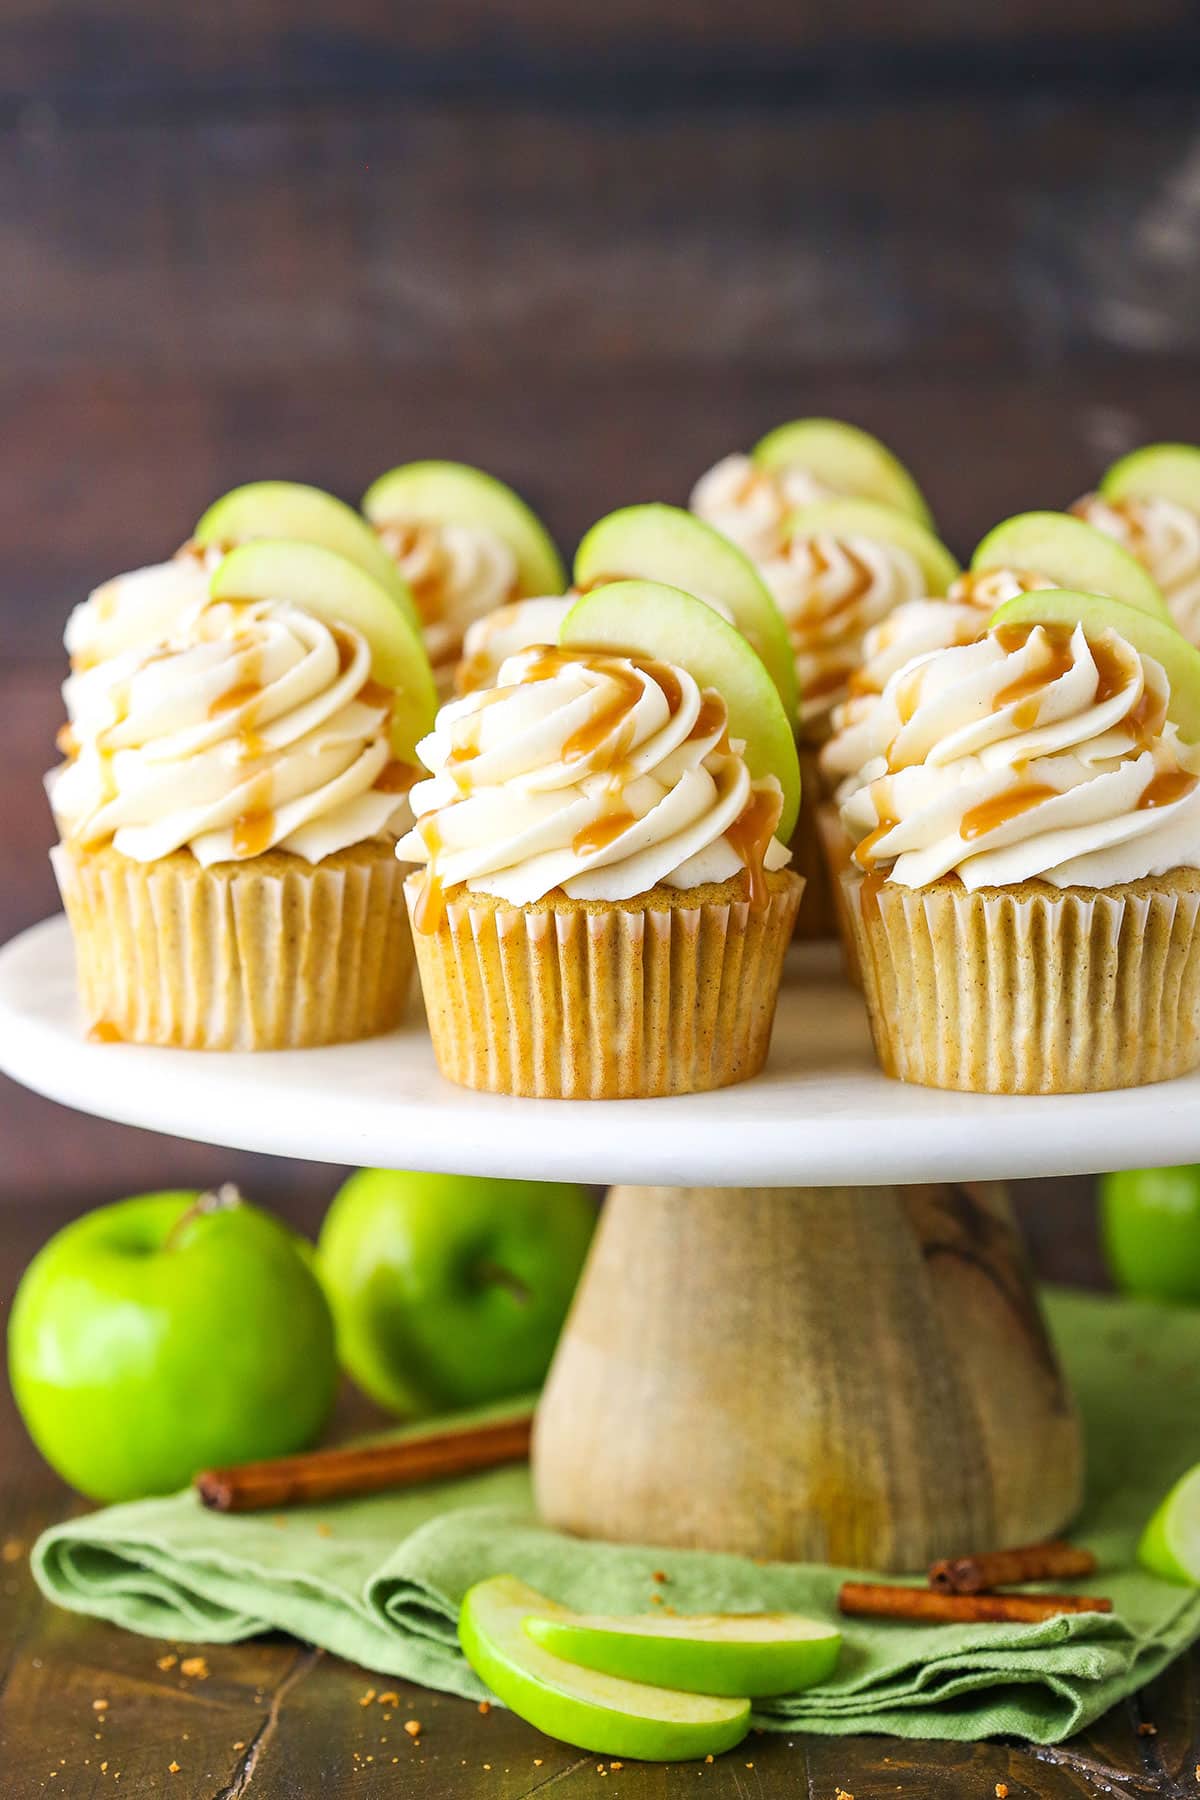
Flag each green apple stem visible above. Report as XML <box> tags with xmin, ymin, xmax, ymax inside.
<box><xmin>163</xmin><ymin>1184</ymin><xmax>242</xmax><ymax>1253</ymax></box>
<box><xmin>474</xmin><ymin>1258</ymin><xmax>532</xmax><ymax>1306</ymax></box>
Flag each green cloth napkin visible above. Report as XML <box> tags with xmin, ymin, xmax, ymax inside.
<box><xmin>31</xmin><ymin>1289</ymin><xmax>1200</xmax><ymax>1744</ymax></box>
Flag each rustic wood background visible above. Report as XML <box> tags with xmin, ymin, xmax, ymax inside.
<box><xmin>6</xmin><ymin>0</ymin><xmax>1199</xmax><ymax>1238</ymax></box>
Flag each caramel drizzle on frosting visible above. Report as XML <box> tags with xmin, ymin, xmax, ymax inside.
<box><xmin>409</xmin><ymin>647</ymin><xmax>775</xmax><ymax>931</ymax></box>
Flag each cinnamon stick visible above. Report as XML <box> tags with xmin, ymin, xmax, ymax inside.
<box><xmin>195</xmin><ymin>1412</ymin><xmax>534</xmax><ymax>1512</ymax></box>
<box><xmin>929</xmin><ymin>1540</ymin><xmax>1097</xmax><ymax>1595</ymax></box>
<box><xmin>838</xmin><ymin>1581</ymin><xmax>1112</xmax><ymax>1625</ymax></box>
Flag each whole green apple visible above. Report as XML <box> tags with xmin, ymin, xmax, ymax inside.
<box><xmin>8</xmin><ymin>1187</ymin><xmax>337</xmax><ymax>1502</ymax></box>
<box><xmin>315</xmin><ymin>1170</ymin><xmax>596</xmax><ymax>1415</ymax></box>
<box><xmin>1101</xmin><ymin>1167</ymin><xmax>1200</xmax><ymax>1303</ymax></box>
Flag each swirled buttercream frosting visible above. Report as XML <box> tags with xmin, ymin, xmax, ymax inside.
<box><xmin>395</xmin><ymin>645</ymin><xmax>791</xmax><ymax>924</ymax></box>
<box><xmin>456</xmin><ymin>596</ymin><xmax>576</xmax><ymax>695</ymax></box>
<box><xmin>690</xmin><ymin>453</ymin><xmax>836</xmax><ymax>563</ymax></box>
<box><xmin>1073</xmin><ymin>492</ymin><xmax>1200</xmax><ymax>644</ymax></box>
<box><xmin>838</xmin><ymin>620</ymin><xmax>1200</xmax><ymax>889</ymax></box>
<box><xmin>375</xmin><ymin>518</ymin><xmax>519</xmax><ymax>678</ymax></box>
<box><xmin>51</xmin><ymin>600</ymin><xmax>411</xmax><ymax>866</ymax></box>
<box><xmin>64</xmin><ymin>543</ymin><xmax>225</xmax><ymax>672</ymax></box>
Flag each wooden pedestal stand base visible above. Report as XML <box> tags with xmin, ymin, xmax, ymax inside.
<box><xmin>533</xmin><ymin>1183</ymin><xmax>1084</xmax><ymax>1572</ymax></box>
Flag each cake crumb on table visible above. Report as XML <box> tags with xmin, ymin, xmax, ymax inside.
<box><xmin>358</xmin><ymin>1688</ymin><xmax>377</xmax><ymax>1707</ymax></box>
<box><xmin>404</xmin><ymin>1719</ymin><xmax>422</xmax><ymax>1737</ymax></box>
<box><xmin>478</xmin><ymin>1700</ymin><xmax>491</xmax><ymax>1715</ymax></box>
<box><xmin>1138</xmin><ymin>1722</ymin><xmax>1158</xmax><ymax>1736</ymax></box>
<box><xmin>995</xmin><ymin>1785</ymin><xmax>1009</xmax><ymax>1798</ymax></box>
<box><xmin>179</xmin><ymin>1656</ymin><xmax>208</xmax><ymax>1679</ymax></box>
<box><xmin>156</xmin><ymin>1654</ymin><xmax>178</xmax><ymax>1672</ymax></box>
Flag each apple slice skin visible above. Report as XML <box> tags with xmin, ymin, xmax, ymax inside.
<box><xmin>1100</xmin><ymin>443</ymin><xmax>1200</xmax><ymax>515</ymax></box>
<box><xmin>559</xmin><ymin>580</ymin><xmax>801</xmax><ymax>842</ymax></box>
<box><xmin>194</xmin><ymin>481</ymin><xmax>421</xmax><ymax>634</ymax></box>
<box><xmin>988</xmin><ymin>589</ymin><xmax>1200</xmax><ymax>745</ymax></box>
<box><xmin>1139</xmin><ymin>1464</ymin><xmax>1200</xmax><ymax>1584</ymax></box>
<box><xmin>362</xmin><ymin>460</ymin><xmax>567</xmax><ymax>597</ymax></box>
<box><xmin>459</xmin><ymin>1578</ymin><xmax>751</xmax><ymax>1763</ymax></box>
<box><xmin>574</xmin><ymin>504</ymin><xmax>798</xmax><ymax>721</ymax></box>
<box><xmin>210</xmin><ymin>540</ymin><xmax>438</xmax><ymax>761</ymax></box>
<box><xmin>752</xmin><ymin>418</ymin><xmax>935</xmax><ymax>530</ymax></box>
<box><xmin>783</xmin><ymin>498</ymin><xmax>960</xmax><ymax>596</ymax></box>
<box><xmin>525</xmin><ymin>1614</ymin><xmax>841</xmax><ymax>1699</ymax></box>
<box><xmin>972</xmin><ymin>512</ymin><xmax>1169</xmax><ymax>619</ymax></box>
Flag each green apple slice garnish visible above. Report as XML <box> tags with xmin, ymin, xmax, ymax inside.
<box><xmin>574</xmin><ymin>504</ymin><xmax>797</xmax><ymax>720</ymax></box>
<box><xmin>194</xmin><ymin>481</ymin><xmax>421</xmax><ymax>634</ymax></box>
<box><xmin>972</xmin><ymin>512</ymin><xmax>1169</xmax><ymax>619</ymax></box>
<box><xmin>210</xmin><ymin>540</ymin><xmax>437</xmax><ymax>760</ymax></box>
<box><xmin>1100</xmin><ymin>443</ymin><xmax>1200</xmax><ymax>515</ymax></box>
<box><xmin>560</xmin><ymin>579</ymin><xmax>801</xmax><ymax>841</ymax></box>
<box><xmin>362</xmin><ymin>461</ymin><xmax>566</xmax><ymax>597</ymax></box>
<box><xmin>1139</xmin><ymin>1463</ymin><xmax>1200</xmax><ymax>1583</ymax></box>
<box><xmin>989</xmin><ymin>588</ymin><xmax>1200</xmax><ymax>744</ymax></box>
<box><xmin>783</xmin><ymin>498</ymin><xmax>959</xmax><ymax>596</ymax></box>
<box><xmin>459</xmin><ymin>1577</ymin><xmax>751</xmax><ymax>1763</ymax></box>
<box><xmin>525</xmin><ymin>1609</ymin><xmax>840</xmax><ymax>1699</ymax></box>
<box><xmin>753</xmin><ymin>418</ymin><xmax>934</xmax><ymax>529</ymax></box>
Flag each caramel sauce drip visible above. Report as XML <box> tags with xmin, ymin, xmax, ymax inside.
<box><xmin>375</xmin><ymin>760</ymin><xmax>421</xmax><ymax>794</ymax></box>
<box><xmin>233</xmin><ymin>810</ymin><xmax>276</xmax><ymax>858</ymax></box>
<box><xmin>56</xmin><ymin>722</ymin><xmax>79</xmax><ymax>758</ymax></box>
<box><xmin>412</xmin><ymin>816</ymin><xmax>445</xmax><ymax>935</ymax></box>
<box><xmin>572</xmin><ymin>810</ymin><xmax>635</xmax><ymax>856</ymax></box>
<box><xmin>859</xmin><ymin>866</ymin><xmax>885</xmax><ymax>923</ymax></box>
<box><xmin>88</xmin><ymin>1019</ymin><xmax>124</xmax><ymax>1044</ymax></box>
<box><xmin>209</xmin><ymin>679</ymin><xmax>262</xmax><ymax>718</ymax></box>
<box><xmin>359</xmin><ymin>677</ymin><xmax>393</xmax><ymax>709</ymax></box>
<box><xmin>853</xmin><ymin>817</ymin><xmax>896</xmax><ymax>871</ymax></box>
<box><xmin>687</xmin><ymin>692</ymin><xmax>730</xmax><ymax>749</ymax></box>
<box><xmin>959</xmin><ymin>784</ymin><xmax>1057</xmax><ymax>841</ymax></box>
<box><xmin>1138</xmin><ymin>769</ymin><xmax>1198</xmax><ymax>811</ymax></box>
<box><xmin>726</xmin><ymin>787</ymin><xmax>781</xmax><ymax>909</ymax></box>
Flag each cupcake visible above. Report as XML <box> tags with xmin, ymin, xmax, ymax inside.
<box><xmin>50</xmin><ymin>539</ymin><xmax>437</xmax><ymax>1050</ymax></box>
<box><xmin>1072</xmin><ymin>443</ymin><xmax>1200</xmax><ymax>644</ymax></box>
<box><xmin>689</xmin><ymin>417</ymin><xmax>935</xmax><ymax>563</ymax></box>
<box><xmin>455</xmin><ymin>502</ymin><xmax>796</xmax><ymax>714</ymax></box>
<box><xmin>396</xmin><ymin>579</ymin><xmax>804</xmax><ymax>1098</ymax></box>
<box><xmin>822</xmin><ymin>509</ymin><xmax>1166</xmax><ymax>793</ymax></box>
<box><xmin>362</xmin><ymin>461</ymin><xmax>567</xmax><ymax>697</ymax></box>
<box><xmin>836</xmin><ymin>590</ymin><xmax>1200</xmax><ymax>1093</ymax></box>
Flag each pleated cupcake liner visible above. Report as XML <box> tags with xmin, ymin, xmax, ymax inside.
<box><xmin>405</xmin><ymin>872</ymin><xmax>804</xmax><ymax>1099</ymax></box>
<box><xmin>840</xmin><ymin>864</ymin><xmax>1200</xmax><ymax>1094</ymax></box>
<box><xmin>52</xmin><ymin>840</ymin><xmax>413</xmax><ymax>1051</ymax></box>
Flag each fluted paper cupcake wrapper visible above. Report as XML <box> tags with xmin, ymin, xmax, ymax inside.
<box><xmin>791</xmin><ymin>746</ymin><xmax>839</xmax><ymax>941</ymax></box>
<box><xmin>405</xmin><ymin>873</ymin><xmax>804</xmax><ymax>1098</ymax></box>
<box><xmin>840</xmin><ymin>864</ymin><xmax>1200</xmax><ymax>1093</ymax></box>
<box><xmin>52</xmin><ymin>841</ymin><xmax>413</xmax><ymax>1051</ymax></box>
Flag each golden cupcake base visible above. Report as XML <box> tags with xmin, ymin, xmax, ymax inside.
<box><xmin>52</xmin><ymin>839</ymin><xmax>413</xmax><ymax>1051</ymax></box>
<box><xmin>841</xmin><ymin>863</ymin><xmax>1200</xmax><ymax>1094</ymax></box>
<box><xmin>405</xmin><ymin>870</ymin><xmax>804</xmax><ymax>1098</ymax></box>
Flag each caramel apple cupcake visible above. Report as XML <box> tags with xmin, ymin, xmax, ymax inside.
<box><xmin>822</xmin><ymin>510</ymin><xmax>1168</xmax><ymax>794</ymax></box>
<box><xmin>397</xmin><ymin>580</ymin><xmax>803</xmax><ymax>1098</ymax></box>
<box><xmin>50</xmin><ymin>540</ymin><xmax>437</xmax><ymax>1050</ymax></box>
<box><xmin>690</xmin><ymin>417</ymin><xmax>935</xmax><ymax>562</ymax></box>
<box><xmin>362</xmin><ymin>461</ymin><xmax>567</xmax><ymax>698</ymax></box>
<box><xmin>1072</xmin><ymin>444</ymin><xmax>1200</xmax><ymax>644</ymax></box>
<box><xmin>837</xmin><ymin>589</ymin><xmax>1200</xmax><ymax>1093</ymax></box>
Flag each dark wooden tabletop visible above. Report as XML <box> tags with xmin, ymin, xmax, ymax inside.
<box><xmin>5</xmin><ymin>2</ymin><xmax>1200</xmax><ymax>1791</ymax></box>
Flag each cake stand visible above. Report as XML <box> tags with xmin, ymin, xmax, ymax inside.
<box><xmin>2</xmin><ymin>913</ymin><xmax>1192</xmax><ymax>1571</ymax></box>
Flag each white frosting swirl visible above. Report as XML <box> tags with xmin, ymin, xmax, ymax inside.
<box><xmin>1073</xmin><ymin>492</ymin><xmax>1200</xmax><ymax>644</ymax></box>
<box><xmin>690</xmin><ymin>453</ymin><xmax>835</xmax><ymax>562</ymax></box>
<box><xmin>456</xmin><ymin>596</ymin><xmax>576</xmax><ymax>694</ymax></box>
<box><xmin>395</xmin><ymin>646</ymin><xmax>791</xmax><ymax>908</ymax></box>
<box><xmin>839</xmin><ymin>621</ymin><xmax>1200</xmax><ymax>890</ymax></box>
<box><xmin>821</xmin><ymin>567</ymin><xmax>1053</xmax><ymax>784</ymax></box>
<box><xmin>51</xmin><ymin>601</ymin><xmax>408</xmax><ymax>866</ymax></box>
<box><xmin>760</xmin><ymin>531</ymin><xmax>927</xmax><ymax>736</ymax></box>
<box><xmin>64</xmin><ymin>544</ymin><xmax>224</xmax><ymax>671</ymax></box>
<box><xmin>375</xmin><ymin>518</ymin><xmax>518</xmax><ymax>683</ymax></box>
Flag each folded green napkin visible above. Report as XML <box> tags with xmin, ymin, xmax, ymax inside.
<box><xmin>32</xmin><ymin>1289</ymin><xmax>1200</xmax><ymax>1744</ymax></box>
